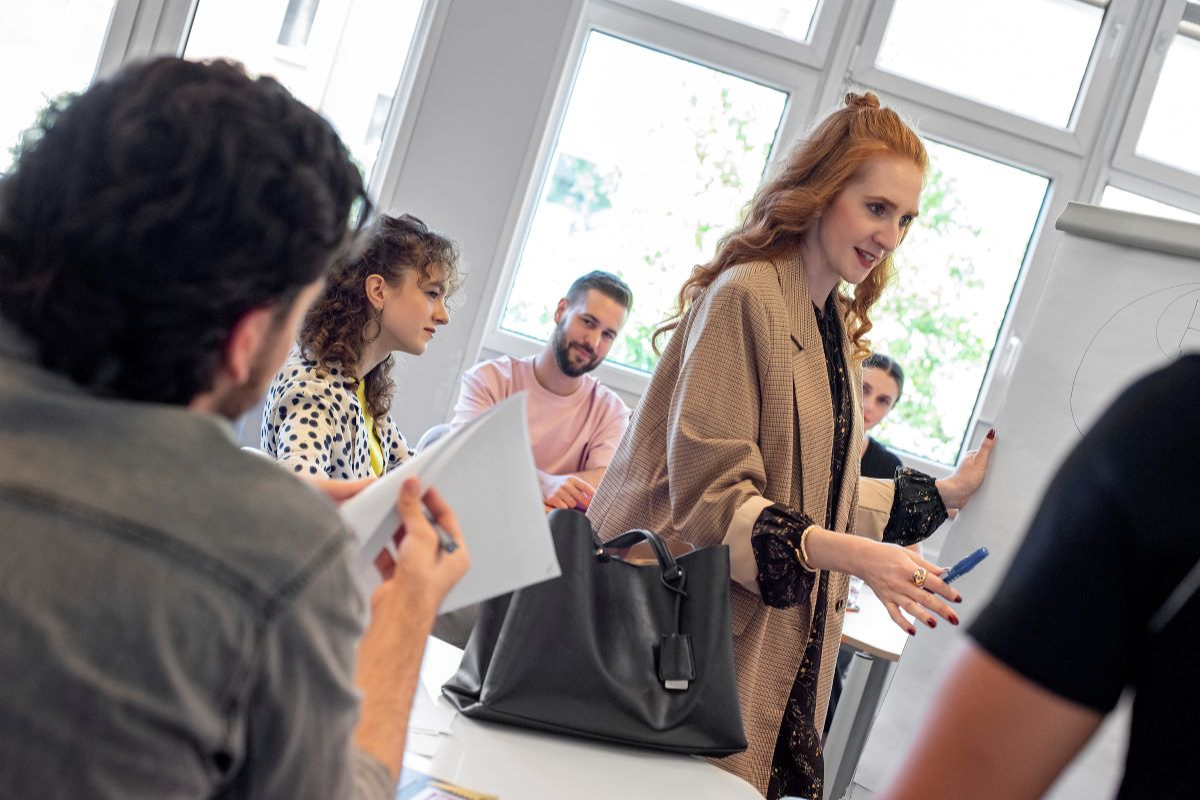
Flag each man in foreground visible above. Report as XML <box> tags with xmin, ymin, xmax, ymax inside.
<box><xmin>0</xmin><ymin>57</ymin><xmax>467</xmax><ymax>798</ymax></box>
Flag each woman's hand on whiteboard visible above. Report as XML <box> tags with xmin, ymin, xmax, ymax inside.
<box><xmin>935</xmin><ymin>429</ymin><xmax>997</xmax><ymax>510</ymax></box>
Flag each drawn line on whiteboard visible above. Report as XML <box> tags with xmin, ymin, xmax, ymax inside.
<box><xmin>1070</xmin><ymin>282</ymin><xmax>1200</xmax><ymax>437</ymax></box>
<box><xmin>1177</xmin><ymin>298</ymin><xmax>1200</xmax><ymax>357</ymax></box>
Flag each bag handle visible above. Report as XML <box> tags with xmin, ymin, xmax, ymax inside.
<box><xmin>601</xmin><ymin>528</ymin><xmax>696</xmax><ymax>691</ymax></box>
<box><xmin>602</xmin><ymin>529</ymin><xmax>686</xmax><ymax>594</ymax></box>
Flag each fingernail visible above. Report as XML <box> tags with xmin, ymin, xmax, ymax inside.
<box><xmin>926</xmin><ymin>619</ymin><xmax>937</xmax><ymax>629</ymax></box>
<box><xmin>986</xmin><ymin>429</ymin><xmax>996</xmax><ymax>440</ymax></box>
<box><xmin>907</xmin><ymin>627</ymin><xmax>917</xmax><ymax>636</ymax></box>
<box><xmin>955</xmin><ymin>594</ymin><xmax>963</xmax><ymax>604</ymax></box>
<box><xmin>949</xmin><ymin>614</ymin><xmax>960</xmax><ymax>626</ymax></box>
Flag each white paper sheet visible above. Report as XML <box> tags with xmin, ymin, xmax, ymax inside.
<box><xmin>339</xmin><ymin>393</ymin><xmax>560</xmax><ymax>612</ymax></box>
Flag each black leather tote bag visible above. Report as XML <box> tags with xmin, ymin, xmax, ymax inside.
<box><xmin>442</xmin><ymin>509</ymin><xmax>746</xmax><ymax>756</ymax></box>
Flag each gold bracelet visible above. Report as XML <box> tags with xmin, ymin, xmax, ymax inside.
<box><xmin>794</xmin><ymin>525</ymin><xmax>818</xmax><ymax>573</ymax></box>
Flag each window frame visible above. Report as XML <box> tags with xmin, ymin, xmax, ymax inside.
<box><xmin>847</xmin><ymin>0</ymin><xmax>1135</xmax><ymax>158</ymax></box>
<box><xmin>478</xmin><ymin>0</ymin><xmax>821</xmax><ymax>396</ymax></box>
<box><xmin>103</xmin><ymin>0</ymin><xmax>445</xmax><ymax>206</ymax></box>
<box><xmin>1097</xmin><ymin>171</ymin><xmax>1200</xmax><ymax>216</ymax></box>
<box><xmin>609</xmin><ymin>0</ymin><xmax>845</xmax><ymax>69</ymax></box>
<box><xmin>1110</xmin><ymin>0</ymin><xmax>1200</xmax><ymax>195</ymax></box>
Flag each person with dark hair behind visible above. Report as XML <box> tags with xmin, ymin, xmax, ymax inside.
<box><xmin>0</xmin><ymin>58</ymin><xmax>468</xmax><ymax>799</ymax></box>
<box><xmin>261</xmin><ymin>213</ymin><xmax>461</xmax><ymax>481</ymax></box>
<box><xmin>451</xmin><ymin>270</ymin><xmax>633</xmax><ymax>510</ymax></box>
<box><xmin>824</xmin><ymin>351</ymin><xmax>909</xmax><ymax>734</ymax></box>
<box><xmin>860</xmin><ymin>353</ymin><xmax>905</xmax><ymax>479</ymax></box>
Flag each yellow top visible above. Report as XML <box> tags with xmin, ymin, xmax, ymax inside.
<box><xmin>356</xmin><ymin>379</ymin><xmax>385</xmax><ymax>477</ymax></box>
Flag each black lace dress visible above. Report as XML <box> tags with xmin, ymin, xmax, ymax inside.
<box><xmin>750</xmin><ymin>298</ymin><xmax>947</xmax><ymax>800</ymax></box>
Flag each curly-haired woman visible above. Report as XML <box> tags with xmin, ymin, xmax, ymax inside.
<box><xmin>261</xmin><ymin>213</ymin><xmax>460</xmax><ymax>480</ymax></box>
<box><xmin>587</xmin><ymin>93</ymin><xmax>994</xmax><ymax>798</ymax></box>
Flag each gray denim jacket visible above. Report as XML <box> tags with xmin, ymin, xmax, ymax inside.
<box><xmin>0</xmin><ymin>322</ymin><xmax>391</xmax><ymax>799</ymax></box>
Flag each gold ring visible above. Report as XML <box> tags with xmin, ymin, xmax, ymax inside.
<box><xmin>912</xmin><ymin>567</ymin><xmax>927</xmax><ymax>588</ymax></box>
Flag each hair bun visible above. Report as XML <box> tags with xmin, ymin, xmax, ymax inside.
<box><xmin>844</xmin><ymin>91</ymin><xmax>881</xmax><ymax>110</ymax></box>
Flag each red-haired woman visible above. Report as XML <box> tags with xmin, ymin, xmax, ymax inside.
<box><xmin>261</xmin><ymin>213</ymin><xmax>460</xmax><ymax>481</ymax></box>
<box><xmin>587</xmin><ymin>93</ymin><xmax>994</xmax><ymax>799</ymax></box>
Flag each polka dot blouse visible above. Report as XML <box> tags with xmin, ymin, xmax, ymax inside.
<box><xmin>260</xmin><ymin>351</ymin><xmax>413</xmax><ymax>479</ymax></box>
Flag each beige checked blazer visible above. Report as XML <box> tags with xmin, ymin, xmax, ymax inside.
<box><xmin>588</xmin><ymin>253</ymin><xmax>895</xmax><ymax>795</ymax></box>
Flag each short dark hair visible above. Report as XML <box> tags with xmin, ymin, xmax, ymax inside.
<box><xmin>565</xmin><ymin>270</ymin><xmax>633</xmax><ymax>311</ymax></box>
<box><xmin>863</xmin><ymin>353</ymin><xmax>905</xmax><ymax>402</ymax></box>
<box><xmin>0</xmin><ymin>57</ymin><xmax>366</xmax><ymax>404</ymax></box>
<box><xmin>299</xmin><ymin>213</ymin><xmax>460</xmax><ymax>420</ymax></box>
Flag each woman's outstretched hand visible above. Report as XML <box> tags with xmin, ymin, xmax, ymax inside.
<box><xmin>935</xmin><ymin>429</ymin><xmax>997</xmax><ymax>511</ymax></box>
<box><xmin>853</xmin><ymin>540</ymin><xmax>961</xmax><ymax>635</ymax></box>
<box><xmin>805</xmin><ymin>529</ymin><xmax>962</xmax><ymax>635</ymax></box>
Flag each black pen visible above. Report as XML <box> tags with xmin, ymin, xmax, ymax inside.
<box><xmin>428</xmin><ymin>513</ymin><xmax>458</xmax><ymax>553</ymax></box>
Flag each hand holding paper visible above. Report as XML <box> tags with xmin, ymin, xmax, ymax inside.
<box><xmin>340</xmin><ymin>394</ymin><xmax>560</xmax><ymax>613</ymax></box>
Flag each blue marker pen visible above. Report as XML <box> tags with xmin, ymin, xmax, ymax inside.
<box><xmin>940</xmin><ymin>546</ymin><xmax>989</xmax><ymax>584</ymax></box>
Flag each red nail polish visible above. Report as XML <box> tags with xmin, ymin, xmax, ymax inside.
<box><xmin>926</xmin><ymin>619</ymin><xmax>936</xmax><ymax>629</ymax></box>
<box><xmin>949</xmin><ymin>614</ymin><xmax>960</xmax><ymax>626</ymax></box>
<box><xmin>908</xmin><ymin>627</ymin><xmax>917</xmax><ymax>636</ymax></box>
<box><xmin>955</xmin><ymin>594</ymin><xmax>964</xmax><ymax>603</ymax></box>
<box><xmin>986</xmin><ymin>428</ymin><xmax>996</xmax><ymax>440</ymax></box>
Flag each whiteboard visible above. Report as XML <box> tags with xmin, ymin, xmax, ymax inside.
<box><xmin>851</xmin><ymin>203</ymin><xmax>1200</xmax><ymax>799</ymax></box>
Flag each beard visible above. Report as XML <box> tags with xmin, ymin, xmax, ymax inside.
<box><xmin>551</xmin><ymin>323</ymin><xmax>600</xmax><ymax>378</ymax></box>
<box><xmin>208</xmin><ymin>320</ymin><xmax>290</xmax><ymax>420</ymax></box>
<box><xmin>209</xmin><ymin>350</ymin><xmax>278</xmax><ymax>421</ymax></box>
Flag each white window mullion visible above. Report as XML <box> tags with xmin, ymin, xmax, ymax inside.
<box><xmin>366</xmin><ymin>0</ymin><xmax>454</xmax><ymax>205</ymax></box>
<box><xmin>1111</xmin><ymin>0</ymin><xmax>1198</xmax><ymax>192</ymax></box>
<box><xmin>96</xmin><ymin>0</ymin><xmax>195</xmax><ymax>78</ymax></box>
<box><xmin>608</xmin><ymin>0</ymin><xmax>845</xmax><ymax>68</ymax></box>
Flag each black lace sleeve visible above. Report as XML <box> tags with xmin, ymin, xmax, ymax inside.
<box><xmin>881</xmin><ymin>467</ymin><xmax>950</xmax><ymax>547</ymax></box>
<box><xmin>751</xmin><ymin>504</ymin><xmax>820</xmax><ymax>609</ymax></box>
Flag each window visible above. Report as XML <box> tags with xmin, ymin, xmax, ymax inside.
<box><xmin>672</xmin><ymin>0</ymin><xmax>820</xmax><ymax>42</ymax></box>
<box><xmin>0</xmin><ymin>0</ymin><xmax>118</xmax><ymax>173</ymax></box>
<box><xmin>183</xmin><ymin>0</ymin><xmax>427</xmax><ymax>184</ymax></box>
<box><xmin>870</xmin><ymin>142</ymin><xmax>1048</xmax><ymax>465</ymax></box>
<box><xmin>873</xmin><ymin>0</ymin><xmax>1106</xmax><ymax>128</ymax></box>
<box><xmin>1134</xmin><ymin>3</ymin><xmax>1200</xmax><ymax>175</ymax></box>
<box><xmin>1100</xmin><ymin>186</ymin><xmax>1200</xmax><ymax>224</ymax></box>
<box><xmin>499</xmin><ymin>31</ymin><xmax>788</xmax><ymax>373</ymax></box>
<box><xmin>277</xmin><ymin>0</ymin><xmax>321</xmax><ymax>49</ymax></box>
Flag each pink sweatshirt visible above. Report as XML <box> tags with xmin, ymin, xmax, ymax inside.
<box><xmin>450</xmin><ymin>355</ymin><xmax>630</xmax><ymax>475</ymax></box>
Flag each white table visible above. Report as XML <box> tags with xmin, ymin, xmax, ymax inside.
<box><xmin>405</xmin><ymin>636</ymin><xmax>761</xmax><ymax>800</ymax></box>
<box><xmin>823</xmin><ymin>583</ymin><xmax>909</xmax><ymax>800</ymax></box>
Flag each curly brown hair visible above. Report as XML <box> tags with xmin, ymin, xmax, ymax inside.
<box><xmin>655</xmin><ymin>92</ymin><xmax>927</xmax><ymax>360</ymax></box>
<box><xmin>298</xmin><ymin>213</ymin><xmax>460</xmax><ymax>419</ymax></box>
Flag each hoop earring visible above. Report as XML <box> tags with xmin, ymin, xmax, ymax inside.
<box><xmin>363</xmin><ymin>306</ymin><xmax>383</xmax><ymax>344</ymax></box>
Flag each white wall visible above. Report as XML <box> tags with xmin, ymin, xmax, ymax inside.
<box><xmin>378</xmin><ymin>0</ymin><xmax>584</xmax><ymax>441</ymax></box>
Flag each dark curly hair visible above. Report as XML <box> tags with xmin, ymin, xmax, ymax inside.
<box><xmin>0</xmin><ymin>57</ymin><xmax>367</xmax><ymax>404</ymax></box>
<box><xmin>298</xmin><ymin>213</ymin><xmax>460</xmax><ymax>420</ymax></box>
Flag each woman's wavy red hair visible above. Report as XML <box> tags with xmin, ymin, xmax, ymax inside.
<box><xmin>655</xmin><ymin>92</ymin><xmax>927</xmax><ymax>360</ymax></box>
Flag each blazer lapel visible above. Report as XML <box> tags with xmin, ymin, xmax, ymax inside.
<box><xmin>774</xmin><ymin>254</ymin><xmax>834</xmax><ymax>522</ymax></box>
<box><xmin>830</xmin><ymin>294</ymin><xmax>864</xmax><ymax>533</ymax></box>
